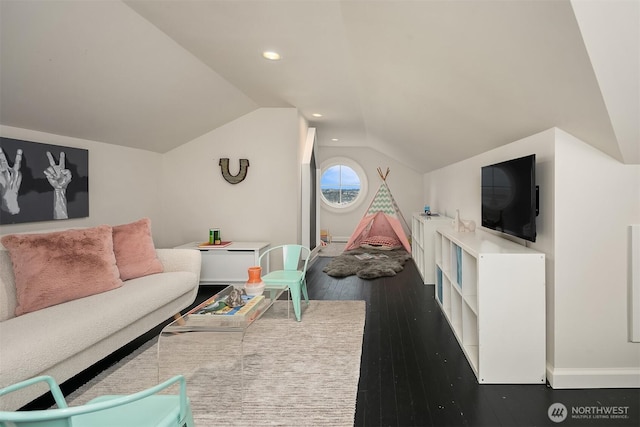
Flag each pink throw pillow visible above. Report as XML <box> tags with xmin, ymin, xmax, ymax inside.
<box><xmin>360</xmin><ymin>235</ymin><xmax>402</xmax><ymax>250</ymax></box>
<box><xmin>1</xmin><ymin>225</ymin><xmax>123</xmax><ymax>316</ymax></box>
<box><xmin>112</xmin><ymin>218</ymin><xmax>164</xmax><ymax>280</ymax></box>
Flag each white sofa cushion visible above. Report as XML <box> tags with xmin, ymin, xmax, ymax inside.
<box><xmin>0</xmin><ymin>271</ymin><xmax>195</xmax><ymax>391</ymax></box>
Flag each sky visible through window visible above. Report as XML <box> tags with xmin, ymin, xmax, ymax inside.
<box><xmin>321</xmin><ymin>165</ymin><xmax>360</xmax><ymax>205</ymax></box>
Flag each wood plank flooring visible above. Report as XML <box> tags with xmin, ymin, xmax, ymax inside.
<box><xmin>25</xmin><ymin>254</ymin><xmax>640</xmax><ymax>426</ymax></box>
<box><xmin>308</xmin><ymin>256</ymin><xmax>640</xmax><ymax>427</ymax></box>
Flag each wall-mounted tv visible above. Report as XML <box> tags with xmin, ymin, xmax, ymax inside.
<box><xmin>481</xmin><ymin>154</ymin><xmax>537</xmax><ymax>242</ymax></box>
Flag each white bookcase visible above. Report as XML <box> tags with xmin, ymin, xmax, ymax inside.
<box><xmin>434</xmin><ymin>227</ymin><xmax>546</xmax><ymax>384</ymax></box>
<box><xmin>411</xmin><ymin>213</ymin><xmax>452</xmax><ymax>284</ymax></box>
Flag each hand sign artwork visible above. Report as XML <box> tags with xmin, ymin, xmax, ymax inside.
<box><xmin>0</xmin><ymin>137</ymin><xmax>88</xmax><ymax>225</ymax></box>
<box><xmin>0</xmin><ymin>148</ymin><xmax>23</xmax><ymax>215</ymax></box>
<box><xmin>44</xmin><ymin>151</ymin><xmax>72</xmax><ymax>220</ymax></box>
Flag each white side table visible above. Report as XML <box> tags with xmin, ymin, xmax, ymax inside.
<box><xmin>175</xmin><ymin>241</ymin><xmax>270</xmax><ymax>285</ymax></box>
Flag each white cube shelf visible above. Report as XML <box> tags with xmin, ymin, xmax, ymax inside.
<box><xmin>435</xmin><ymin>227</ymin><xmax>546</xmax><ymax>384</ymax></box>
<box><xmin>411</xmin><ymin>213</ymin><xmax>452</xmax><ymax>284</ymax></box>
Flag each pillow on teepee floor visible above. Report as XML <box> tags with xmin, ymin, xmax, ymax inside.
<box><xmin>359</xmin><ymin>235</ymin><xmax>402</xmax><ymax>250</ymax></box>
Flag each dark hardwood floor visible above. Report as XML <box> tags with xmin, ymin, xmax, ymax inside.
<box><xmin>25</xmin><ymin>254</ymin><xmax>640</xmax><ymax>426</ymax></box>
<box><xmin>306</xmin><ymin>256</ymin><xmax>639</xmax><ymax>427</ymax></box>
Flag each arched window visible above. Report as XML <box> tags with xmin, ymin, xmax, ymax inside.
<box><xmin>320</xmin><ymin>158</ymin><xmax>368</xmax><ymax>212</ymax></box>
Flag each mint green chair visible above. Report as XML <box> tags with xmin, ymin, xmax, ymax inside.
<box><xmin>258</xmin><ymin>244</ymin><xmax>310</xmax><ymax>321</ymax></box>
<box><xmin>0</xmin><ymin>375</ymin><xmax>194</xmax><ymax>427</ymax></box>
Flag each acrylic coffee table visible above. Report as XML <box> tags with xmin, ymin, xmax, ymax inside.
<box><xmin>157</xmin><ymin>285</ymin><xmax>286</xmax><ymax>413</ymax></box>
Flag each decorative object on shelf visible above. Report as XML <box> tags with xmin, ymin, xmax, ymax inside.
<box><xmin>244</xmin><ymin>266</ymin><xmax>265</xmax><ymax>296</ymax></box>
<box><xmin>226</xmin><ymin>288</ymin><xmax>245</xmax><ymax>307</ymax></box>
<box><xmin>424</xmin><ymin>205</ymin><xmax>431</xmax><ymax>215</ymax></box>
<box><xmin>219</xmin><ymin>158</ymin><xmax>249</xmax><ymax>184</ymax></box>
<box><xmin>453</xmin><ymin>209</ymin><xmax>462</xmax><ymax>231</ymax></box>
<box><xmin>461</xmin><ymin>219</ymin><xmax>476</xmax><ymax>232</ymax></box>
<box><xmin>208</xmin><ymin>228</ymin><xmax>221</xmax><ymax>245</ymax></box>
<box><xmin>452</xmin><ymin>209</ymin><xmax>476</xmax><ymax>232</ymax></box>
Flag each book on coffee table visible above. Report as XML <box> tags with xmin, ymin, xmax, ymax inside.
<box><xmin>193</xmin><ymin>294</ymin><xmax>265</xmax><ymax>318</ymax></box>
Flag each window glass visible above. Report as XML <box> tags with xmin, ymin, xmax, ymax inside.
<box><xmin>320</xmin><ymin>158</ymin><xmax>367</xmax><ymax>212</ymax></box>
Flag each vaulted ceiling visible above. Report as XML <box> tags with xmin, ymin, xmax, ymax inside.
<box><xmin>1</xmin><ymin>0</ymin><xmax>638</xmax><ymax>173</ymax></box>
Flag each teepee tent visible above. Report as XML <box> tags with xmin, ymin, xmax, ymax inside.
<box><xmin>345</xmin><ymin>168</ymin><xmax>411</xmax><ymax>253</ymax></box>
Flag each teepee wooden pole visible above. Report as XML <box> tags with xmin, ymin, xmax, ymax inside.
<box><xmin>376</xmin><ymin>167</ymin><xmax>410</xmax><ymax>234</ymax></box>
<box><xmin>377</xmin><ymin>167</ymin><xmax>390</xmax><ymax>181</ymax></box>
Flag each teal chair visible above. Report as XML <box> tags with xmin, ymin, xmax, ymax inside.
<box><xmin>0</xmin><ymin>375</ymin><xmax>194</xmax><ymax>427</ymax></box>
<box><xmin>258</xmin><ymin>244</ymin><xmax>311</xmax><ymax>321</ymax></box>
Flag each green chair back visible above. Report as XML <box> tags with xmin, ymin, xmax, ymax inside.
<box><xmin>0</xmin><ymin>375</ymin><xmax>194</xmax><ymax>427</ymax></box>
<box><xmin>259</xmin><ymin>244</ymin><xmax>311</xmax><ymax>321</ymax></box>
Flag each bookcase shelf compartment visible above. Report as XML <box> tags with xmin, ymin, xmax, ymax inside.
<box><xmin>434</xmin><ymin>227</ymin><xmax>546</xmax><ymax>384</ymax></box>
<box><xmin>411</xmin><ymin>213</ymin><xmax>452</xmax><ymax>284</ymax></box>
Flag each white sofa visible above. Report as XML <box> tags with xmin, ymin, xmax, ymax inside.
<box><xmin>0</xmin><ymin>228</ymin><xmax>201</xmax><ymax>411</ymax></box>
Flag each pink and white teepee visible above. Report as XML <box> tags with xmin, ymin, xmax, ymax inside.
<box><xmin>345</xmin><ymin>168</ymin><xmax>411</xmax><ymax>253</ymax></box>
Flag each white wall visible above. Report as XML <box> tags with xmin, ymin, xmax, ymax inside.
<box><xmin>316</xmin><ymin>146</ymin><xmax>423</xmax><ymax>240</ymax></box>
<box><xmin>0</xmin><ymin>125</ymin><xmax>163</xmax><ymax>236</ymax></box>
<box><xmin>552</xmin><ymin>129</ymin><xmax>640</xmax><ymax>388</ymax></box>
<box><xmin>160</xmin><ymin>108</ymin><xmax>302</xmax><ymax>249</ymax></box>
<box><xmin>425</xmin><ymin>127</ymin><xmax>640</xmax><ymax>388</ymax></box>
<box><xmin>1</xmin><ymin>108</ymin><xmax>305</xmax><ymax>253</ymax></box>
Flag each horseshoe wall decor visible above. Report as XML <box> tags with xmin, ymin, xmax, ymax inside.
<box><xmin>219</xmin><ymin>158</ymin><xmax>250</xmax><ymax>184</ymax></box>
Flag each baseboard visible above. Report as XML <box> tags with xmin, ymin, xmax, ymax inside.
<box><xmin>547</xmin><ymin>364</ymin><xmax>640</xmax><ymax>388</ymax></box>
<box><xmin>309</xmin><ymin>245</ymin><xmax>321</xmax><ymax>265</ymax></box>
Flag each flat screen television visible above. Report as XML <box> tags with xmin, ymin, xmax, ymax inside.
<box><xmin>481</xmin><ymin>154</ymin><xmax>537</xmax><ymax>242</ymax></box>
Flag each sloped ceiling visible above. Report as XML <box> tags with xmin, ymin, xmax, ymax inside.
<box><xmin>1</xmin><ymin>0</ymin><xmax>637</xmax><ymax>173</ymax></box>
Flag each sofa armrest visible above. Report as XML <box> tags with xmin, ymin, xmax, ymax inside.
<box><xmin>155</xmin><ymin>249</ymin><xmax>201</xmax><ymax>283</ymax></box>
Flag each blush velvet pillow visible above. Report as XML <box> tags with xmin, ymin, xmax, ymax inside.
<box><xmin>112</xmin><ymin>218</ymin><xmax>163</xmax><ymax>280</ymax></box>
<box><xmin>1</xmin><ymin>225</ymin><xmax>123</xmax><ymax>316</ymax></box>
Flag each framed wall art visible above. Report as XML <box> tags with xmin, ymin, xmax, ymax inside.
<box><xmin>0</xmin><ymin>137</ymin><xmax>89</xmax><ymax>225</ymax></box>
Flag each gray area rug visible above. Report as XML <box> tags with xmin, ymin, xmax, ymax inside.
<box><xmin>66</xmin><ymin>300</ymin><xmax>365</xmax><ymax>426</ymax></box>
<box><xmin>323</xmin><ymin>248</ymin><xmax>412</xmax><ymax>279</ymax></box>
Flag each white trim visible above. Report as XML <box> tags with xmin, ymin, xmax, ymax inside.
<box><xmin>547</xmin><ymin>364</ymin><xmax>640</xmax><ymax>388</ymax></box>
<box><xmin>309</xmin><ymin>245</ymin><xmax>321</xmax><ymax>266</ymax></box>
<box><xmin>301</xmin><ymin>128</ymin><xmax>319</xmax><ymax>249</ymax></box>
<box><xmin>630</xmin><ymin>225</ymin><xmax>640</xmax><ymax>342</ymax></box>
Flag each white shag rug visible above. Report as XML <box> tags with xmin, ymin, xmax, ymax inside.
<box><xmin>66</xmin><ymin>300</ymin><xmax>366</xmax><ymax>426</ymax></box>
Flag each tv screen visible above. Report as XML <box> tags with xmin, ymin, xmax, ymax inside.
<box><xmin>481</xmin><ymin>154</ymin><xmax>537</xmax><ymax>242</ymax></box>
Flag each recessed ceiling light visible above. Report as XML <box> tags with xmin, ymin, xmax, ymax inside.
<box><xmin>262</xmin><ymin>51</ymin><xmax>281</xmax><ymax>61</ymax></box>
<box><xmin>312</xmin><ymin>113</ymin><xmax>323</xmax><ymax>118</ymax></box>
<box><xmin>331</xmin><ymin>138</ymin><xmax>339</xmax><ymax>142</ymax></box>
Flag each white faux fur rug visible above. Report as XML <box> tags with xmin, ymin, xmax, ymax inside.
<box><xmin>66</xmin><ymin>300</ymin><xmax>366</xmax><ymax>426</ymax></box>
